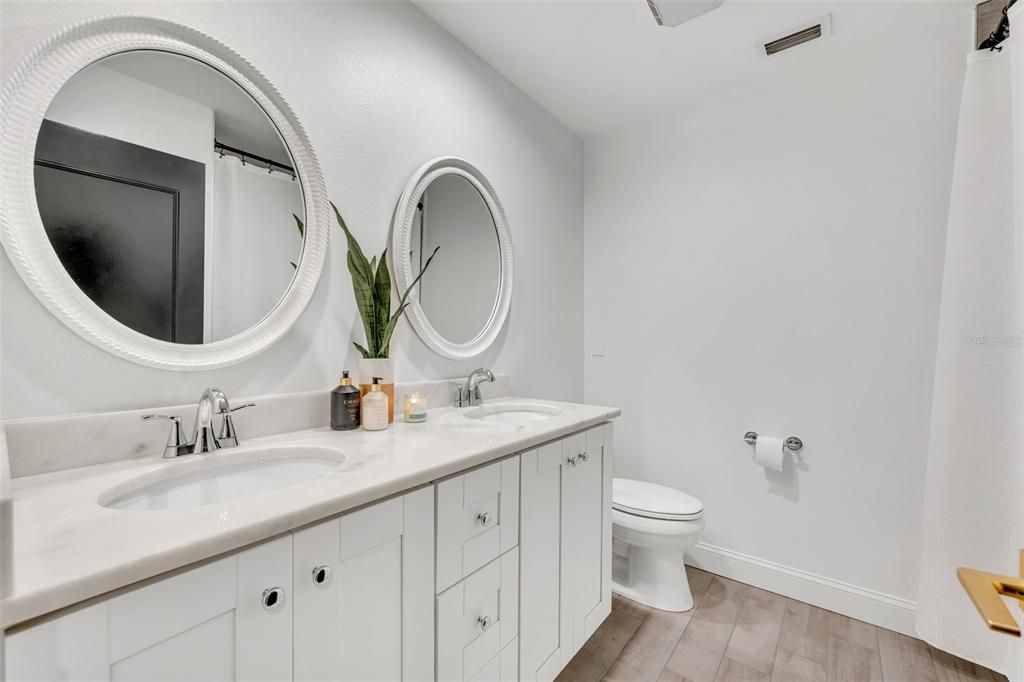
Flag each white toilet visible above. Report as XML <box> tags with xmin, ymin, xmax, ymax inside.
<box><xmin>611</xmin><ymin>478</ymin><xmax>705</xmax><ymax>612</ymax></box>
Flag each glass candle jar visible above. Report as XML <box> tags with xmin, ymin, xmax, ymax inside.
<box><xmin>403</xmin><ymin>392</ymin><xmax>428</xmax><ymax>423</ymax></box>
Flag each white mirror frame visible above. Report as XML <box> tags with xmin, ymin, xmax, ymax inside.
<box><xmin>391</xmin><ymin>157</ymin><xmax>513</xmax><ymax>360</ymax></box>
<box><xmin>0</xmin><ymin>16</ymin><xmax>328</xmax><ymax>371</ymax></box>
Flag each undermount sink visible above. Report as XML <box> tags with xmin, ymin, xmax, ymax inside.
<box><xmin>463</xmin><ymin>402</ymin><xmax>562</xmax><ymax>424</ymax></box>
<box><xmin>99</xmin><ymin>446</ymin><xmax>345</xmax><ymax>512</ymax></box>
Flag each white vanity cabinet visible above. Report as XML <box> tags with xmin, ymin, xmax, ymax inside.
<box><xmin>519</xmin><ymin>424</ymin><xmax>612</xmax><ymax>682</ymax></box>
<box><xmin>5</xmin><ymin>422</ymin><xmax>614</xmax><ymax>682</ymax></box>
<box><xmin>5</xmin><ymin>535</ymin><xmax>294</xmax><ymax>682</ymax></box>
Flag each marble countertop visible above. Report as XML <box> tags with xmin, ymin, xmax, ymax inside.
<box><xmin>2</xmin><ymin>397</ymin><xmax>618</xmax><ymax>629</ymax></box>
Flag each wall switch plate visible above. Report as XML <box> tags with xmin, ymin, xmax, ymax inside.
<box><xmin>589</xmin><ymin>335</ymin><xmax>606</xmax><ymax>357</ymax></box>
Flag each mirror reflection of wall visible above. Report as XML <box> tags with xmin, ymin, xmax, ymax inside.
<box><xmin>35</xmin><ymin>50</ymin><xmax>303</xmax><ymax>344</ymax></box>
<box><xmin>413</xmin><ymin>174</ymin><xmax>501</xmax><ymax>344</ymax></box>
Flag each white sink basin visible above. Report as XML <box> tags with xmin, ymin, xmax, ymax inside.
<box><xmin>463</xmin><ymin>402</ymin><xmax>562</xmax><ymax>424</ymax></box>
<box><xmin>99</xmin><ymin>446</ymin><xmax>345</xmax><ymax>511</ymax></box>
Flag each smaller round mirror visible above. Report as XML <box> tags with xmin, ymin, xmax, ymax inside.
<box><xmin>392</xmin><ymin>158</ymin><xmax>513</xmax><ymax>359</ymax></box>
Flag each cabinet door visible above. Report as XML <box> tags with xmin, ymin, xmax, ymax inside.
<box><xmin>5</xmin><ymin>602</ymin><xmax>109</xmax><ymax>682</ymax></box>
<box><xmin>563</xmin><ymin>425</ymin><xmax>613</xmax><ymax>654</ymax></box>
<box><xmin>6</xmin><ymin>537</ymin><xmax>293</xmax><ymax>682</ymax></box>
<box><xmin>518</xmin><ymin>441</ymin><xmax>570</xmax><ymax>682</ymax></box>
<box><xmin>292</xmin><ymin>487</ymin><xmax>434</xmax><ymax>682</ymax></box>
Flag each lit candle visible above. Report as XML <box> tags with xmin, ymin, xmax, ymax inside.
<box><xmin>403</xmin><ymin>392</ymin><xmax>427</xmax><ymax>423</ymax></box>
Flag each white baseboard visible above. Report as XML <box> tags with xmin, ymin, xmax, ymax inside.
<box><xmin>687</xmin><ymin>541</ymin><xmax>918</xmax><ymax>637</ymax></box>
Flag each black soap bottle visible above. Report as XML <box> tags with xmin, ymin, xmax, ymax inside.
<box><xmin>330</xmin><ymin>370</ymin><xmax>361</xmax><ymax>431</ymax></box>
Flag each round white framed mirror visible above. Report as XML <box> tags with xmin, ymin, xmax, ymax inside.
<box><xmin>0</xmin><ymin>16</ymin><xmax>328</xmax><ymax>371</ymax></box>
<box><xmin>391</xmin><ymin>157</ymin><xmax>513</xmax><ymax>359</ymax></box>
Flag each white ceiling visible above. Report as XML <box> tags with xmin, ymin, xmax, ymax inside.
<box><xmin>413</xmin><ymin>0</ymin><xmax>971</xmax><ymax>136</ymax></box>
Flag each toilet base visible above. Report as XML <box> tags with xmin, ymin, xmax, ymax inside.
<box><xmin>611</xmin><ymin>546</ymin><xmax>694</xmax><ymax>612</ymax></box>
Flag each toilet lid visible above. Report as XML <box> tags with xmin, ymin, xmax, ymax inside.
<box><xmin>612</xmin><ymin>478</ymin><xmax>704</xmax><ymax>521</ymax></box>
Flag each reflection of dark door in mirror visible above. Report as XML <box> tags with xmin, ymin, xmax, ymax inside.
<box><xmin>34</xmin><ymin>120</ymin><xmax>206</xmax><ymax>343</ymax></box>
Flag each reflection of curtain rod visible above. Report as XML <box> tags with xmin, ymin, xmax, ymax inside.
<box><xmin>980</xmin><ymin>0</ymin><xmax>1018</xmax><ymax>50</ymax></box>
<box><xmin>214</xmin><ymin>139</ymin><xmax>295</xmax><ymax>178</ymax></box>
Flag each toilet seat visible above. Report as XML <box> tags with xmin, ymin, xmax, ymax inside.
<box><xmin>613</xmin><ymin>478</ymin><xmax>704</xmax><ymax>521</ymax></box>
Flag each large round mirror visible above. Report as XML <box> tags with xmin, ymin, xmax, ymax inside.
<box><xmin>0</xmin><ymin>18</ymin><xmax>328</xmax><ymax>369</ymax></box>
<box><xmin>392</xmin><ymin>157</ymin><xmax>513</xmax><ymax>359</ymax></box>
<box><xmin>37</xmin><ymin>51</ymin><xmax>303</xmax><ymax>344</ymax></box>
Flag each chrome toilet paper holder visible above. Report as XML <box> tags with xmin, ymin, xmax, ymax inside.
<box><xmin>744</xmin><ymin>431</ymin><xmax>803</xmax><ymax>453</ymax></box>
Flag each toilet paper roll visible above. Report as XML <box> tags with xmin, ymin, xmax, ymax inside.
<box><xmin>754</xmin><ymin>436</ymin><xmax>785</xmax><ymax>472</ymax></box>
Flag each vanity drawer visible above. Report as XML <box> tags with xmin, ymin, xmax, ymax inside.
<box><xmin>436</xmin><ymin>455</ymin><xmax>519</xmax><ymax>593</ymax></box>
<box><xmin>437</xmin><ymin>549</ymin><xmax>519</xmax><ymax>682</ymax></box>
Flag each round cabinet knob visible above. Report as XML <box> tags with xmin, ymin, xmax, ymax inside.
<box><xmin>567</xmin><ymin>455</ymin><xmax>578</xmax><ymax>467</ymax></box>
<box><xmin>312</xmin><ymin>565</ymin><xmax>332</xmax><ymax>587</ymax></box>
<box><xmin>262</xmin><ymin>586</ymin><xmax>286</xmax><ymax>612</ymax></box>
<box><xmin>478</xmin><ymin>615</ymin><xmax>491</xmax><ymax>631</ymax></box>
<box><xmin>578</xmin><ymin>451</ymin><xmax>588</xmax><ymax>462</ymax></box>
<box><xmin>477</xmin><ymin>511</ymin><xmax>491</xmax><ymax>527</ymax></box>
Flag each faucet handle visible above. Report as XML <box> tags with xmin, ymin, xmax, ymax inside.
<box><xmin>141</xmin><ymin>413</ymin><xmax>178</xmax><ymax>422</ymax></box>
<box><xmin>141</xmin><ymin>414</ymin><xmax>190</xmax><ymax>458</ymax></box>
<box><xmin>450</xmin><ymin>382</ymin><xmax>468</xmax><ymax>408</ymax></box>
<box><xmin>218</xmin><ymin>402</ymin><xmax>254</xmax><ymax>446</ymax></box>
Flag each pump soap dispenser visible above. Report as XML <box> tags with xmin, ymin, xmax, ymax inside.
<box><xmin>330</xmin><ymin>370</ymin><xmax>361</xmax><ymax>431</ymax></box>
<box><xmin>361</xmin><ymin>377</ymin><xmax>389</xmax><ymax>431</ymax></box>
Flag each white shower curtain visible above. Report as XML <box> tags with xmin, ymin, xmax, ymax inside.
<box><xmin>916</xmin><ymin>23</ymin><xmax>1024</xmax><ymax>676</ymax></box>
<box><xmin>209</xmin><ymin>155</ymin><xmax>304</xmax><ymax>340</ymax></box>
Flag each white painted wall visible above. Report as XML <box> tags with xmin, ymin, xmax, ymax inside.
<box><xmin>584</xmin><ymin>9</ymin><xmax>967</xmax><ymax>605</ymax></box>
<box><xmin>0</xmin><ymin>1</ymin><xmax>584</xmax><ymax>419</ymax></box>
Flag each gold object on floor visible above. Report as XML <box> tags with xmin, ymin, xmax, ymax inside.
<box><xmin>957</xmin><ymin>550</ymin><xmax>1024</xmax><ymax>637</ymax></box>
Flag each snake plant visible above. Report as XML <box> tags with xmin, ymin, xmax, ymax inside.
<box><xmin>332</xmin><ymin>202</ymin><xmax>439</xmax><ymax>358</ymax></box>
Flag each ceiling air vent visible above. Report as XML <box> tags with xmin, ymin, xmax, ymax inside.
<box><xmin>764</xmin><ymin>23</ymin><xmax>823</xmax><ymax>55</ymax></box>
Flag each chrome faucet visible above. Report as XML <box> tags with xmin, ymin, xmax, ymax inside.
<box><xmin>452</xmin><ymin>368</ymin><xmax>495</xmax><ymax>407</ymax></box>
<box><xmin>192</xmin><ymin>388</ymin><xmax>228</xmax><ymax>454</ymax></box>
<box><xmin>142</xmin><ymin>388</ymin><xmax>254</xmax><ymax>458</ymax></box>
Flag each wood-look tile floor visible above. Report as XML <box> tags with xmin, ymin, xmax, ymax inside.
<box><xmin>555</xmin><ymin>567</ymin><xmax>1008</xmax><ymax>682</ymax></box>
